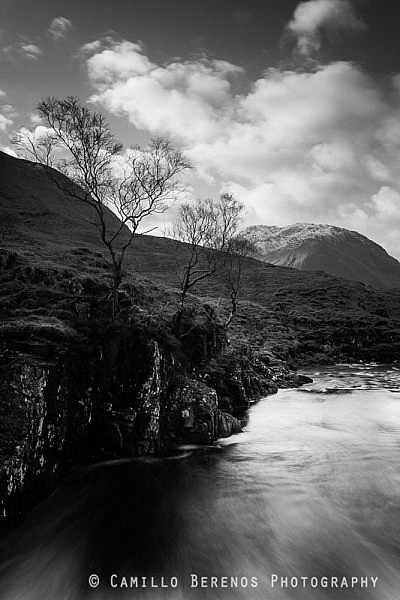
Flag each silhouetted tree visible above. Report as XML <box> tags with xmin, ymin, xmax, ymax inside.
<box><xmin>222</xmin><ymin>234</ymin><xmax>258</xmax><ymax>328</ymax></box>
<box><xmin>171</xmin><ymin>193</ymin><xmax>245</xmax><ymax>333</ymax></box>
<box><xmin>34</xmin><ymin>96</ymin><xmax>189</xmax><ymax>314</ymax></box>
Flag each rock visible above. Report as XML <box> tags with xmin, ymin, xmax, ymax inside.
<box><xmin>203</xmin><ymin>351</ymin><xmax>280</xmax><ymax>414</ymax></box>
<box><xmin>296</xmin><ymin>374</ymin><xmax>313</xmax><ymax>385</ymax></box>
<box><xmin>216</xmin><ymin>411</ymin><xmax>242</xmax><ymax>438</ymax></box>
<box><xmin>266</xmin><ymin>382</ymin><xmax>279</xmax><ymax>394</ymax></box>
<box><xmin>169</xmin><ymin>378</ymin><xmax>218</xmax><ymax>444</ymax></box>
<box><xmin>276</xmin><ymin>372</ymin><xmax>314</xmax><ymax>387</ymax></box>
<box><xmin>218</xmin><ymin>396</ymin><xmax>233</xmax><ymax>413</ymax></box>
<box><xmin>0</xmin><ymin>352</ymin><xmax>91</xmax><ymax>532</ymax></box>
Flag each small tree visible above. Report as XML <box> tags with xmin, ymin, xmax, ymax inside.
<box><xmin>171</xmin><ymin>193</ymin><xmax>245</xmax><ymax>333</ymax></box>
<box><xmin>34</xmin><ymin>96</ymin><xmax>189</xmax><ymax>313</ymax></box>
<box><xmin>222</xmin><ymin>234</ymin><xmax>258</xmax><ymax>328</ymax></box>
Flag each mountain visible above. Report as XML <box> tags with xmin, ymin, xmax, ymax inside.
<box><xmin>245</xmin><ymin>223</ymin><xmax>400</xmax><ymax>289</ymax></box>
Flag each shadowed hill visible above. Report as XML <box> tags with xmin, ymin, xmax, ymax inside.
<box><xmin>0</xmin><ymin>150</ymin><xmax>126</xmax><ymax>254</ymax></box>
<box><xmin>245</xmin><ymin>223</ymin><xmax>400</xmax><ymax>289</ymax></box>
<box><xmin>2</xmin><ymin>150</ymin><xmax>400</xmax><ymax>364</ymax></box>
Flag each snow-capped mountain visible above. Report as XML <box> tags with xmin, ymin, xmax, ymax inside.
<box><xmin>244</xmin><ymin>223</ymin><xmax>400</xmax><ymax>289</ymax></box>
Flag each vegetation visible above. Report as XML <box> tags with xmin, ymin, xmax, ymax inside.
<box><xmin>170</xmin><ymin>194</ymin><xmax>249</xmax><ymax>333</ymax></box>
<box><xmin>221</xmin><ymin>234</ymin><xmax>258</xmax><ymax>328</ymax></box>
<box><xmin>11</xmin><ymin>99</ymin><xmax>258</xmax><ymax>330</ymax></box>
<box><xmin>11</xmin><ymin>127</ymin><xmax>59</xmax><ymax>168</ymax></box>
<box><xmin>16</xmin><ymin>97</ymin><xmax>190</xmax><ymax>315</ymax></box>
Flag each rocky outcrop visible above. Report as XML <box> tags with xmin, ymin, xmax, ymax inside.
<box><xmin>201</xmin><ymin>351</ymin><xmax>282</xmax><ymax>417</ymax></box>
<box><xmin>0</xmin><ymin>352</ymin><xmax>92</xmax><ymax>530</ymax></box>
<box><xmin>0</xmin><ymin>323</ymin><xmax>286</xmax><ymax>532</ymax></box>
<box><xmin>165</xmin><ymin>379</ymin><xmax>242</xmax><ymax>445</ymax></box>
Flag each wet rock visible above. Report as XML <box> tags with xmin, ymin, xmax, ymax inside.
<box><xmin>203</xmin><ymin>351</ymin><xmax>280</xmax><ymax>415</ymax></box>
<box><xmin>295</xmin><ymin>374</ymin><xmax>313</xmax><ymax>385</ymax></box>
<box><xmin>0</xmin><ymin>353</ymin><xmax>89</xmax><ymax>532</ymax></box>
<box><xmin>169</xmin><ymin>379</ymin><xmax>218</xmax><ymax>444</ymax></box>
<box><xmin>218</xmin><ymin>396</ymin><xmax>233</xmax><ymax>413</ymax></box>
<box><xmin>216</xmin><ymin>411</ymin><xmax>242</xmax><ymax>438</ymax></box>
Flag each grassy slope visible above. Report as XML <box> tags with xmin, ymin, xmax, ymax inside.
<box><xmin>1</xmin><ymin>150</ymin><xmax>400</xmax><ymax>364</ymax></box>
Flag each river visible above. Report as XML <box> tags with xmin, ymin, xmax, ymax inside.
<box><xmin>1</xmin><ymin>364</ymin><xmax>400</xmax><ymax>600</ymax></box>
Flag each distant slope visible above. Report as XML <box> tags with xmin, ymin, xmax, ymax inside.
<box><xmin>2</xmin><ymin>150</ymin><xmax>400</xmax><ymax>363</ymax></box>
<box><xmin>245</xmin><ymin>223</ymin><xmax>400</xmax><ymax>289</ymax></box>
<box><xmin>0</xmin><ymin>150</ymin><xmax>124</xmax><ymax>252</ymax></box>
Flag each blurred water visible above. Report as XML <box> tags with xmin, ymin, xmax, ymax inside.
<box><xmin>1</xmin><ymin>364</ymin><xmax>400</xmax><ymax>600</ymax></box>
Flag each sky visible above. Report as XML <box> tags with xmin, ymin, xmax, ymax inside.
<box><xmin>2</xmin><ymin>0</ymin><xmax>400</xmax><ymax>258</ymax></box>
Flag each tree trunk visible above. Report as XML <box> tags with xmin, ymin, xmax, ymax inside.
<box><xmin>225</xmin><ymin>292</ymin><xmax>237</xmax><ymax>329</ymax></box>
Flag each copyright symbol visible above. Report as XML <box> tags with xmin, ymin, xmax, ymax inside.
<box><xmin>89</xmin><ymin>574</ymin><xmax>100</xmax><ymax>588</ymax></box>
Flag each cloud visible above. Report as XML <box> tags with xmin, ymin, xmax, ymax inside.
<box><xmin>2</xmin><ymin>41</ymin><xmax>42</xmax><ymax>61</ymax></box>
<box><xmin>0</xmin><ymin>97</ymin><xmax>16</xmax><ymax>132</ymax></box>
<box><xmin>29</xmin><ymin>112</ymin><xmax>43</xmax><ymax>126</ymax></box>
<box><xmin>371</xmin><ymin>187</ymin><xmax>400</xmax><ymax>220</ymax></box>
<box><xmin>0</xmin><ymin>114</ymin><xmax>13</xmax><ymax>132</ymax></box>
<box><xmin>0</xmin><ymin>145</ymin><xmax>17</xmax><ymax>157</ymax></box>
<box><xmin>48</xmin><ymin>17</ymin><xmax>73</xmax><ymax>41</ymax></box>
<box><xmin>286</xmin><ymin>0</ymin><xmax>366</xmax><ymax>56</ymax></box>
<box><xmin>85</xmin><ymin>39</ymin><xmax>243</xmax><ymax>143</ymax></box>
<box><xmin>82</xmin><ymin>39</ymin><xmax>400</xmax><ymax>257</ymax></box>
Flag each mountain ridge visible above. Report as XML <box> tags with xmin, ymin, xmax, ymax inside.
<box><xmin>245</xmin><ymin>223</ymin><xmax>400</xmax><ymax>289</ymax></box>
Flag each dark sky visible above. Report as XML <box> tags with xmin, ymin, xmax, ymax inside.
<box><xmin>1</xmin><ymin>0</ymin><xmax>400</xmax><ymax>91</ymax></box>
<box><xmin>1</xmin><ymin>0</ymin><xmax>400</xmax><ymax>256</ymax></box>
<box><xmin>1</xmin><ymin>0</ymin><xmax>399</xmax><ymax>123</ymax></box>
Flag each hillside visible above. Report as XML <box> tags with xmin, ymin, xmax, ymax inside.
<box><xmin>1</xmin><ymin>150</ymin><xmax>400</xmax><ymax>365</ymax></box>
<box><xmin>2</xmin><ymin>150</ymin><xmax>400</xmax><ymax>527</ymax></box>
<box><xmin>245</xmin><ymin>223</ymin><xmax>400</xmax><ymax>289</ymax></box>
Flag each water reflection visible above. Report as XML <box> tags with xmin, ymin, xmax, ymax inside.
<box><xmin>1</xmin><ymin>364</ymin><xmax>400</xmax><ymax>599</ymax></box>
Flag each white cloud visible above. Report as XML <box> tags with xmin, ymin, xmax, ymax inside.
<box><xmin>371</xmin><ymin>187</ymin><xmax>400</xmax><ymax>220</ymax></box>
<box><xmin>84</xmin><ymin>39</ymin><xmax>243</xmax><ymax>144</ymax></box>
<box><xmin>29</xmin><ymin>112</ymin><xmax>43</xmax><ymax>126</ymax></box>
<box><xmin>1</xmin><ymin>103</ymin><xmax>17</xmax><ymax>118</ymax></box>
<box><xmin>0</xmin><ymin>114</ymin><xmax>13</xmax><ymax>132</ymax></box>
<box><xmin>21</xmin><ymin>44</ymin><xmax>42</xmax><ymax>59</ymax></box>
<box><xmin>16</xmin><ymin>124</ymin><xmax>55</xmax><ymax>140</ymax></box>
<box><xmin>0</xmin><ymin>145</ymin><xmax>18</xmax><ymax>157</ymax></box>
<box><xmin>81</xmin><ymin>39</ymin><xmax>400</xmax><ymax>257</ymax></box>
<box><xmin>48</xmin><ymin>17</ymin><xmax>73</xmax><ymax>41</ymax></box>
<box><xmin>0</xmin><ymin>97</ymin><xmax>15</xmax><ymax>132</ymax></box>
<box><xmin>85</xmin><ymin>40</ymin><xmax>152</xmax><ymax>84</ymax></box>
<box><xmin>3</xmin><ymin>41</ymin><xmax>42</xmax><ymax>61</ymax></box>
<box><xmin>286</xmin><ymin>0</ymin><xmax>366</xmax><ymax>56</ymax></box>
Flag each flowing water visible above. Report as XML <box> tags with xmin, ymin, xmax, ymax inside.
<box><xmin>1</xmin><ymin>364</ymin><xmax>400</xmax><ymax>600</ymax></box>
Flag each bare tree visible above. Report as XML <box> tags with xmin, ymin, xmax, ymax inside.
<box><xmin>222</xmin><ymin>234</ymin><xmax>258</xmax><ymax>328</ymax></box>
<box><xmin>11</xmin><ymin>127</ymin><xmax>60</xmax><ymax>167</ymax></box>
<box><xmin>171</xmin><ymin>193</ymin><xmax>245</xmax><ymax>333</ymax></box>
<box><xmin>35</xmin><ymin>96</ymin><xmax>189</xmax><ymax>313</ymax></box>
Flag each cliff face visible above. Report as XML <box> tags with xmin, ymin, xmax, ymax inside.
<box><xmin>0</xmin><ymin>232</ymin><xmax>295</xmax><ymax>534</ymax></box>
<box><xmin>0</xmin><ymin>315</ymin><xmax>284</xmax><ymax>532</ymax></box>
<box><xmin>0</xmin><ymin>352</ymin><xmax>90</xmax><ymax>530</ymax></box>
<box><xmin>245</xmin><ymin>223</ymin><xmax>400</xmax><ymax>289</ymax></box>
